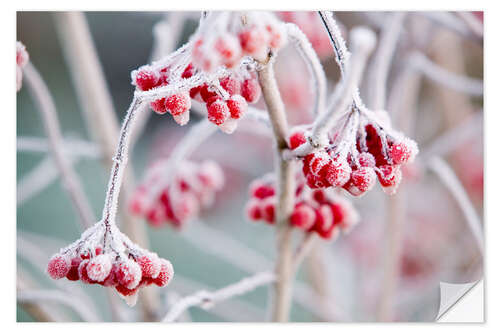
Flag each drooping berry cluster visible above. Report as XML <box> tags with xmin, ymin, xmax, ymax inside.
<box><xmin>245</xmin><ymin>174</ymin><xmax>359</xmax><ymax>240</ymax></box>
<box><xmin>290</xmin><ymin>110</ymin><xmax>419</xmax><ymax>196</ymax></box>
<box><xmin>131</xmin><ymin>12</ymin><xmax>287</xmax><ymax>133</ymax></box>
<box><xmin>46</xmin><ymin>223</ymin><xmax>174</xmax><ymax>306</ymax></box>
<box><xmin>191</xmin><ymin>12</ymin><xmax>287</xmax><ymax>71</ymax></box>
<box><xmin>16</xmin><ymin>41</ymin><xmax>29</xmax><ymax>92</ymax></box>
<box><xmin>129</xmin><ymin>160</ymin><xmax>224</xmax><ymax>229</ymax></box>
<box><xmin>277</xmin><ymin>12</ymin><xmax>335</xmax><ymax>59</ymax></box>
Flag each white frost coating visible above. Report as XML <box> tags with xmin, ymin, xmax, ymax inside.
<box><xmin>285</xmin><ymin>23</ymin><xmax>327</xmax><ymax>116</ymax></box>
<box><xmin>163</xmin><ymin>271</ymin><xmax>276</xmax><ymax>322</ymax></box>
<box><xmin>86</xmin><ymin>254</ymin><xmax>112</xmax><ymax>282</ymax></box>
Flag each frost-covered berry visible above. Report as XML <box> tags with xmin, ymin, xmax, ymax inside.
<box><xmin>173</xmin><ymin>112</ymin><xmax>190</xmax><ymax>126</ymax></box>
<box><xmin>358</xmin><ymin>152</ymin><xmax>376</xmax><ymax>168</ymax></box>
<box><xmin>389</xmin><ymin>139</ymin><xmax>418</xmax><ymax>165</ymax></box>
<box><xmin>308</xmin><ymin>151</ymin><xmax>331</xmax><ymax>176</ymax></box>
<box><xmin>325</xmin><ymin>158</ymin><xmax>351</xmax><ymax>187</ymax></box>
<box><xmin>261</xmin><ymin>198</ymin><xmax>276</xmax><ymax>224</ymax></box>
<box><xmin>351</xmin><ymin>167</ymin><xmax>376</xmax><ymax>193</ymax></box>
<box><xmin>137</xmin><ymin>254</ymin><xmax>161</xmax><ymax>279</ymax></box>
<box><xmin>78</xmin><ymin>259</ymin><xmax>97</xmax><ymax>284</ymax></box>
<box><xmin>265</xmin><ymin>23</ymin><xmax>286</xmax><ymax>49</ymax></box>
<box><xmin>133</xmin><ymin>66</ymin><xmax>159</xmax><ymax>91</ymax></box>
<box><xmin>200</xmin><ymin>84</ymin><xmax>218</xmax><ymax>102</ymax></box>
<box><xmin>377</xmin><ymin>165</ymin><xmax>402</xmax><ymax>195</ymax></box>
<box><xmin>215</xmin><ymin>34</ymin><xmax>242</xmax><ymax>68</ymax></box>
<box><xmin>240</xmin><ymin>78</ymin><xmax>261</xmax><ymax>104</ymax></box>
<box><xmin>246</xmin><ymin>199</ymin><xmax>262</xmax><ymax>221</ymax></box>
<box><xmin>313</xmin><ymin>204</ymin><xmax>336</xmax><ymax>239</ymax></box>
<box><xmin>289</xmin><ymin>130</ymin><xmax>307</xmax><ymax>150</ymax></box>
<box><xmin>207</xmin><ymin>99</ymin><xmax>230</xmax><ymax>125</ymax></box>
<box><xmin>150</xmin><ymin>98</ymin><xmax>167</xmax><ymax>114</ymax></box>
<box><xmin>154</xmin><ymin>259</ymin><xmax>174</xmax><ymax>287</ymax></box>
<box><xmin>116</xmin><ymin>284</ymin><xmax>138</xmax><ymax>297</ymax></box>
<box><xmin>220</xmin><ymin>76</ymin><xmax>241</xmax><ymax>95</ymax></box>
<box><xmin>238</xmin><ymin>27</ymin><xmax>268</xmax><ymax>60</ymax></box>
<box><xmin>227</xmin><ymin>95</ymin><xmax>247</xmax><ymax>119</ymax></box>
<box><xmin>66</xmin><ymin>257</ymin><xmax>82</xmax><ymax>281</ymax></box>
<box><xmin>290</xmin><ymin>203</ymin><xmax>316</xmax><ymax>229</ymax></box>
<box><xmin>165</xmin><ymin>92</ymin><xmax>191</xmax><ymax>116</ymax></box>
<box><xmin>47</xmin><ymin>254</ymin><xmax>71</xmax><ymax>280</ymax></box>
<box><xmin>116</xmin><ymin>260</ymin><xmax>142</xmax><ymax>289</ymax></box>
<box><xmin>86</xmin><ymin>254</ymin><xmax>112</xmax><ymax>282</ymax></box>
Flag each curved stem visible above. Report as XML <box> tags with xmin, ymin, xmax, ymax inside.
<box><xmin>23</xmin><ymin>62</ymin><xmax>95</xmax><ymax>229</ymax></box>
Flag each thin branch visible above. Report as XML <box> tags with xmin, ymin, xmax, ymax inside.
<box><xmin>417</xmin><ymin>11</ymin><xmax>482</xmax><ymax>43</ymax></box>
<box><xmin>162</xmin><ymin>271</ymin><xmax>276</xmax><ymax>322</ymax></box>
<box><xmin>369</xmin><ymin>12</ymin><xmax>407</xmax><ymax>110</ymax></box>
<box><xmin>409</xmin><ymin>52</ymin><xmax>483</xmax><ymax>96</ymax></box>
<box><xmin>428</xmin><ymin>157</ymin><xmax>484</xmax><ymax>256</ymax></box>
<box><xmin>17</xmin><ymin>289</ymin><xmax>100</xmax><ymax>322</ymax></box>
<box><xmin>292</xmin><ymin>233</ymin><xmax>318</xmax><ymax>273</ymax></box>
<box><xmin>257</xmin><ymin>54</ymin><xmax>296</xmax><ymax>322</ymax></box>
<box><xmin>23</xmin><ymin>62</ymin><xmax>95</xmax><ymax>229</ymax></box>
<box><xmin>17</xmin><ymin>136</ymin><xmax>100</xmax><ymax>158</ymax></box>
<box><xmin>285</xmin><ymin>23</ymin><xmax>327</xmax><ymax>116</ymax></box>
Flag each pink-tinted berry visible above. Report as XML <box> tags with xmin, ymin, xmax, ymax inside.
<box><xmin>289</xmin><ymin>131</ymin><xmax>307</xmax><ymax>150</ymax></box>
<box><xmin>313</xmin><ymin>205</ymin><xmax>336</xmax><ymax>239</ymax></box>
<box><xmin>86</xmin><ymin>254</ymin><xmax>112</xmax><ymax>282</ymax></box>
<box><xmin>165</xmin><ymin>92</ymin><xmax>191</xmax><ymax>116</ymax></box>
<box><xmin>351</xmin><ymin>167</ymin><xmax>376</xmax><ymax>192</ymax></box>
<box><xmin>137</xmin><ymin>254</ymin><xmax>161</xmax><ymax>279</ymax></box>
<box><xmin>246</xmin><ymin>199</ymin><xmax>262</xmax><ymax>221</ymax></box>
<box><xmin>66</xmin><ymin>257</ymin><xmax>82</xmax><ymax>281</ymax></box>
<box><xmin>238</xmin><ymin>27</ymin><xmax>267</xmax><ymax>58</ymax></box>
<box><xmin>150</xmin><ymin>98</ymin><xmax>167</xmax><ymax>114</ymax></box>
<box><xmin>240</xmin><ymin>78</ymin><xmax>261</xmax><ymax>104</ymax></box>
<box><xmin>220</xmin><ymin>76</ymin><xmax>241</xmax><ymax>95</ymax></box>
<box><xmin>115</xmin><ymin>260</ymin><xmax>142</xmax><ymax>289</ymax></box>
<box><xmin>290</xmin><ymin>203</ymin><xmax>316</xmax><ymax>229</ymax></box>
<box><xmin>358</xmin><ymin>152</ymin><xmax>376</xmax><ymax>168</ymax></box>
<box><xmin>215</xmin><ymin>34</ymin><xmax>242</xmax><ymax>68</ymax></box>
<box><xmin>261</xmin><ymin>199</ymin><xmax>276</xmax><ymax>224</ymax></box>
<box><xmin>133</xmin><ymin>67</ymin><xmax>159</xmax><ymax>91</ymax></box>
<box><xmin>154</xmin><ymin>259</ymin><xmax>174</xmax><ymax>287</ymax></box>
<box><xmin>116</xmin><ymin>284</ymin><xmax>138</xmax><ymax>297</ymax></box>
<box><xmin>308</xmin><ymin>151</ymin><xmax>331</xmax><ymax>176</ymax></box>
<box><xmin>47</xmin><ymin>254</ymin><xmax>71</xmax><ymax>280</ymax></box>
<box><xmin>78</xmin><ymin>259</ymin><xmax>97</xmax><ymax>284</ymax></box>
<box><xmin>227</xmin><ymin>95</ymin><xmax>247</xmax><ymax>119</ymax></box>
<box><xmin>265</xmin><ymin>23</ymin><xmax>286</xmax><ymax>49</ymax></box>
<box><xmin>207</xmin><ymin>99</ymin><xmax>230</xmax><ymax>125</ymax></box>
<box><xmin>325</xmin><ymin>158</ymin><xmax>351</xmax><ymax>187</ymax></box>
<box><xmin>389</xmin><ymin>139</ymin><xmax>418</xmax><ymax>165</ymax></box>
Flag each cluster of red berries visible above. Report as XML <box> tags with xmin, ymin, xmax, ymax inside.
<box><xmin>245</xmin><ymin>174</ymin><xmax>359</xmax><ymax>240</ymax></box>
<box><xmin>289</xmin><ymin>117</ymin><xmax>418</xmax><ymax>196</ymax></box>
<box><xmin>16</xmin><ymin>41</ymin><xmax>29</xmax><ymax>92</ymax></box>
<box><xmin>129</xmin><ymin>160</ymin><xmax>224</xmax><ymax>229</ymax></box>
<box><xmin>132</xmin><ymin>61</ymin><xmax>260</xmax><ymax>133</ymax></box>
<box><xmin>192</xmin><ymin>12</ymin><xmax>287</xmax><ymax>71</ymax></box>
<box><xmin>277</xmin><ymin>12</ymin><xmax>334</xmax><ymax>59</ymax></box>
<box><xmin>47</xmin><ymin>246</ymin><xmax>173</xmax><ymax>306</ymax></box>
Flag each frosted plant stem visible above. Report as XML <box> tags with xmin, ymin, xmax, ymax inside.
<box><xmin>428</xmin><ymin>157</ymin><xmax>484</xmax><ymax>255</ymax></box>
<box><xmin>257</xmin><ymin>55</ymin><xmax>296</xmax><ymax>322</ymax></box>
<box><xmin>409</xmin><ymin>52</ymin><xmax>483</xmax><ymax>96</ymax></box>
<box><xmin>54</xmin><ymin>12</ymin><xmax>158</xmax><ymax>320</ymax></box>
<box><xmin>369</xmin><ymin>12</ymin><xmax>407</xmax><ymax>110</ymax></box>
<box><xmin>162</xmin><ymin>271</ymin><xmax>276</xmax><ymax>322</ymax></box>
<box><xmin>285</xmin><ymin>23</ymin><xmax>327</xmax><ymax>116</ymax></box>
<box><xmin>23</xmin><ymin>62</ymin><xmax>95</xmax><ymax>229</ymax></box>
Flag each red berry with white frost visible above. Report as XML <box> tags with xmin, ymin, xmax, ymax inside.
<box><xmin>351</xmin><ymin>167</ymin><xmax>376</xmax><ymax>193</ymax></box>
<box><xmin>47</xmin><ymin>254</ymin><xmax>71</xmax><ymax>279</ymax></box>
<box><xmin>86</xmin><ymin>254</ymin><xmax>112</xmax><ymax>282</ymax></box>
<box><xmin>154</xmin><ymin>259</ymin><xmax>174</xmax><ymax>287</ymax></box>
<box><xmin>116</xmin><ymin>260</ymin><xmax>142</xmax><ymax>289</ymax></box>
<box><xmin>165</xmin><ymin>92</ymin><xmax>191</xmax><ymax>116</ymax></box>
<box><xmin>290</xmin><ymin>203</ymin><xmax>316</xmax><ymax>229</ymax></box>
<box><xmin>133</xmin><ymin>66</ymin><xmax>159</xmax><ymax>91</ymax></box>
<box><xmin>389</xmin><ymin>138</ymin><xmax>418</xmax><ymax>165</ymax></box>
<box><xmin>227</xmin><ymin>95</ymin><xmax>247</xmax><ymax>119</ymax></box>
<box><xmin>207</xmin><ymin>99</ymin><xmax>230</xmax><ymax>125</ymax></box>
<box><xmin>241</xmin><ymin>78</ymin><xmax>261</xmax><ymax>104</ymax></box>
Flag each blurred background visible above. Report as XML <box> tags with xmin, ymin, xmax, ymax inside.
<box><xmin>16</xmin><ymin>11</ymin><xmax>483</xmax><ymax>322</ymax></box>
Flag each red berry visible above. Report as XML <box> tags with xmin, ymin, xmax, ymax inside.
<box><xmin>78</xmin><ymin>260</ymin><xmax>97</xmax><ymax>284</ymax></box>
<box><xmin>133</xmin><ymin>66</ymin><xmax>159</xmax><ymax>91</ymax></box>
<box><xmin>86</xmin><ymin>254</ymin><xmax>112</xmax><ymax>282</ymax></box>
<box><xmin>289</xmin><ymin>131</ymin><xmax>307</xmax><ymax>150</ymax></box>
<box><xmin>246</xmin><ymin>199</ymin><xmax>262</xmax><ymax>221</ymax></box>
<box><xmin>200</xmin><ymin>84</ymin><xmax>218</xmax><ymax>102</ymax></box>
<box><xmin>238</xmin><ymin>27</ymin><xmax>267</xmax><ymax>58</ymax></box>
<box><xmin>165</xmin><ymin>92</ymin><xmax>191</xmax><ymax>116</ymax></box>
<box><xmin>250</xmin><ymin>182</ymin><xmax>275</xmax><ymax>199</ymax></box>
<box><xmin>265</xmin><ymin>23</ymin><xmax>286</xmax><ymax>49</ymax></box>
<box><xmin>358</xmin><ymin>152</ymin><xmax>376</xmax><ymax>168</ymax></box>
<box><xmin>189</xmin><ymin>86</ymin><xmax>201</xmax><ymax>99</ymax></box>
<box><xmin>207</xmin><ymin>99</ymin><xmax>230</xmax><ymax>125</ymax></box>
<box><xmin>324</xmin><ymin>157</ymin><xmax>351</xmax><ymax>187</ymax></box>
<box><xmin>313</xmin><ymin>205</ymin><xmax>337</xmax><ymax>239</ymax></box>
<box><xmin>137</xmin><ymin>254</ymin><xmax>161</xmax><ymax>279</ymax></box>
<box><xmin>66</xmin><ymin>257</ymin><xmax>82</xmax><ymax>281</ymax></box>
<box><xmin>181</xmin><ymin>63</ymin><xmax>195</xmax><ymax>79</ymax></box>
<box><xmin>150</xmin><ymin>98</ymin><xmax>167</xmax><ymax>114</ymax></box>
<box><xmin>377</xmin><ymin>165</ymin><xmax>402</xmax><ymax>195</ymax></box>
<box><xmin>389</xmin><ymin>139</ymin><xmax>418</xmax><ymax>165</ymax></box>
<box><xmin>47</xmin><ymin>255</ymin><xmax>70</xmax><ymax>280</ymax></box>
<box><xmin>308</xmin><ymin>151</ymin><xmax>331</xmax><ymax>176</ymax></box>
<box><xmin>290</xmin><ymin>203</ymin><xmax>316</xmax><ymax>229</ymax></box>
<box><xmin>351</xmin><ymin>167</ymin><xmax>376</xmax><ymax>192</ymax></box>
<box><xmin>215</xmin><ymin>35</ymin><xmax>242</xmax><ymax>68</ymax></box>
<box><xmin>227</xmin><ymin>95</ymin><xmax>247</xmax><ymax>119</ymax></box>
<box><xmin>153</xmin><ymin>259</ymin><xmax>174</xmax><ymax>287</ymax></box>
<box><xmin>115</xmin><ymin>284</ymin><xmax>138</xmax><ymax>297</ymax></box>
<box><xmin>115</xmin><ymin>260</ymin><xmax>142</xmax><ymax>289</ymax></box>
<box><xmin>220</xmin><ymin>76</ymin><xmax>241</xmax><ymax>95</ymax></box>
<box><xmin>261</xmin><ymin>199</ymin><xmax>276</xmax><ymax>224</ymax></box>
<box><xmin>240</xmin><ymin>78</ymin><xmax>261</xmax><ymax>103</ymax></box>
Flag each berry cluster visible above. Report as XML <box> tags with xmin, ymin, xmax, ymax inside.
<box><xmin>277</xmin><ymin>12</ymin><xmax>335</xmax><ymax>59</ymax></box>
<box><xmin>16</xmin><ymin>41</ymin><xmax>29</xmax><ymax>92</ymax></box>
<box><xmin>131</xmin><ymin>12</ymin><xmax>287</xmax><ymax>133</ymax></box>
<box><xmin>290</xmin><ymin>110</ymin><xmax>418</xmax><ymax>196</ymax></box>
<box><xmin>129</xmin><ymin>160</ymin><xmax>224</xmax><ymax>229</ymax></box>
<box><xmin>192</xmin><ymin>12</ymin><xmax>287</xmax><ymax>71</ymax></box>
<box><xmin>47</xmin><ymin>223</ymin><xmax>174</xmax><ymax>306</ymax></box>
<box><xmin>245</xmin><ymin>174</ymin><xmax>359</xmax><ymax>240</ymax></box>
